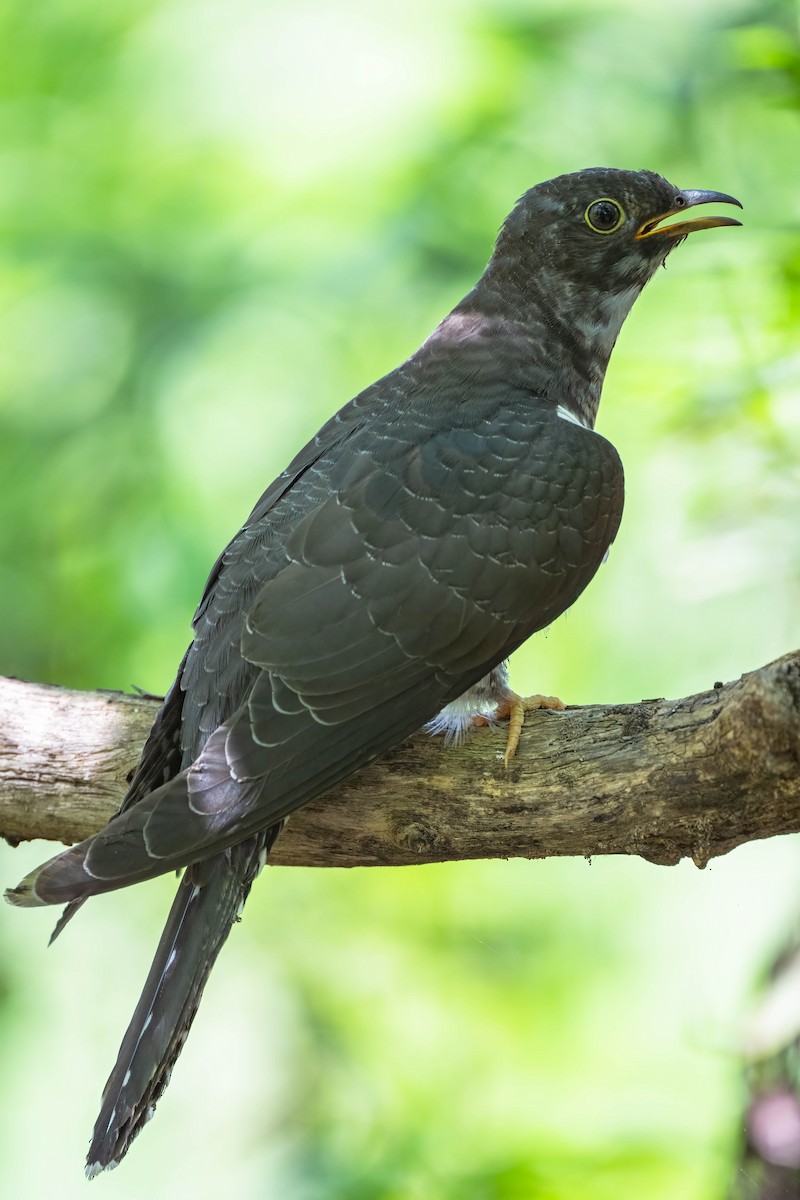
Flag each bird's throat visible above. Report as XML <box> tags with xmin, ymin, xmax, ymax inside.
<box><xmin>440</xmin><ymin>254</ymin><xmax>646</xmax><ymax>427</ymax></box>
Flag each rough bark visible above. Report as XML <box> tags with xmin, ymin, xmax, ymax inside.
<box><xmin>1</xmin><ymin>653</ymin><xmax>799</xmax><ymax>869</ymax></box>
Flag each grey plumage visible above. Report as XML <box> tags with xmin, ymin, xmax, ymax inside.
<box><xmin>5</xmin><ymin>167</ymin><xmax>741</xmax><ymax>1173</ymax></box>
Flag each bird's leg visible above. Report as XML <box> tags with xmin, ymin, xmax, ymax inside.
<box><xmin>462</xmin><ymin>662</ymin><xmax>565</xmax><ymax>765</ymax></box>
<box><xmin>474</xmin><ymin>691</ymin><xmax>566</xmax><ymax>766</ymax></box>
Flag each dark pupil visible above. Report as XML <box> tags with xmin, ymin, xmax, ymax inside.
<box><xmin>590</xmin><ymin>201</ymin><xmax>619</xmax><ymax>230</ymax></box>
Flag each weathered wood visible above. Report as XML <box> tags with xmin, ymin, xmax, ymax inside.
<box><xmin>1</xmin><ymin>654</ymin><xmax>799</xmax><ymax>868</ymax></box>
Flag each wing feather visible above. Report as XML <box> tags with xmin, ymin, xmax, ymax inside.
<box><xmin>7</xmin><ymin>396</ymin><xmax>624</xmax><ymax>910</ymax></box>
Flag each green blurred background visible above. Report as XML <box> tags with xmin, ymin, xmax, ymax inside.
<box><xmin>0</xmin><ymin>0</ymin><xmax>798</xmax><ymax>1195</ymax></box>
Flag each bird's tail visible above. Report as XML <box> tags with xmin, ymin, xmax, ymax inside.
<box><xmin>85</xmin><ymin>829</ymin><xmax>278</xmax><ymax>1178</ymax></box>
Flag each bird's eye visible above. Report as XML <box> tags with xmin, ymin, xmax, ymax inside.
<box><xmin>584</xmin><ymin>198</ymin><xmax>625</xmax><ymax>234</ymax></box>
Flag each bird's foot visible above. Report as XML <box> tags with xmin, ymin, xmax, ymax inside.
<box><xmin>473</xmin><ymin>692</ymin><xmax>565</xmax><ymax>767</ymax></box>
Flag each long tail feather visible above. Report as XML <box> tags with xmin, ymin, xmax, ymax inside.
<box><xmin>85</xmin><ymin>827</ymin><xmax>279</xmax><ymax>1178</ymax></box>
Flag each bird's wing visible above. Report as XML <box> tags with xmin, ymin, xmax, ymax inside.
<box><xmin>7</xmin><ymin>401</ymin><xmax>622</xmax><ymax>907</ymax></box>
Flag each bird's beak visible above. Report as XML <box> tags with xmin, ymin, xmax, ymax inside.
<box><xmin>636</xmin><ymin>189</ymin><xmax>743</xmax><ymax>239</ymax></box>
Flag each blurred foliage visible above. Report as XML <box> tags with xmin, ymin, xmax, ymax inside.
<box><xmin>730</xmin><ymin>923</ymin><xmax>800</xmax><ymax>1198</ymax></box>
<box><xmin>0</xmin><ymin>0</ymin><xmax>799</xmax><ymax>1196</ymax></box>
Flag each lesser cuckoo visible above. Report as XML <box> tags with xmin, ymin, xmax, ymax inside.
<box><xmin>5</xmin><ymin>167</ymin><xmax>742</xmax><ymax>1174</ymax></box>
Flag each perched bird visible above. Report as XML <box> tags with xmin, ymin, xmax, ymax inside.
<box><xmin>5</xmin><ymin>168</ymin><xmax>741</xmax><ymax>1174</ymax></box>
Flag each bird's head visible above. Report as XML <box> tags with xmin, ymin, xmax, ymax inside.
<box><xmin>442</xmin><ymin>166</ymin><xmax>741</xmax><ymax>426</ymax></box>
<box><xmin>495</xmin><ymin>166</ymin><xmax>742</xmax><ymax>296</ymax></box>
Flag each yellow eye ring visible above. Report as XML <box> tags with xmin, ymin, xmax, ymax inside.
<box><xmin>585</xmin><ymin>198</ymin><xmax>625</xmax><ymax>234</ymax></box>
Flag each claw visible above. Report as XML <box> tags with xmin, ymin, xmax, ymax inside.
<box><xmin>492</xmin><ymin>692</ymin><xmax>566</xmax><ymax>766</ymax></box>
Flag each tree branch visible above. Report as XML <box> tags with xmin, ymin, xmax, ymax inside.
<box><xmin>1</xmin><ymin>655</ymin><xmax>799</xmax><ymax>869</ymax></box>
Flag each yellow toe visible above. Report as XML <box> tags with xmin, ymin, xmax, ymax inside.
<box><xmin>495</xmin><ymin>692</ymin><xmax>566</xmax><ymax>766</ymax></box>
